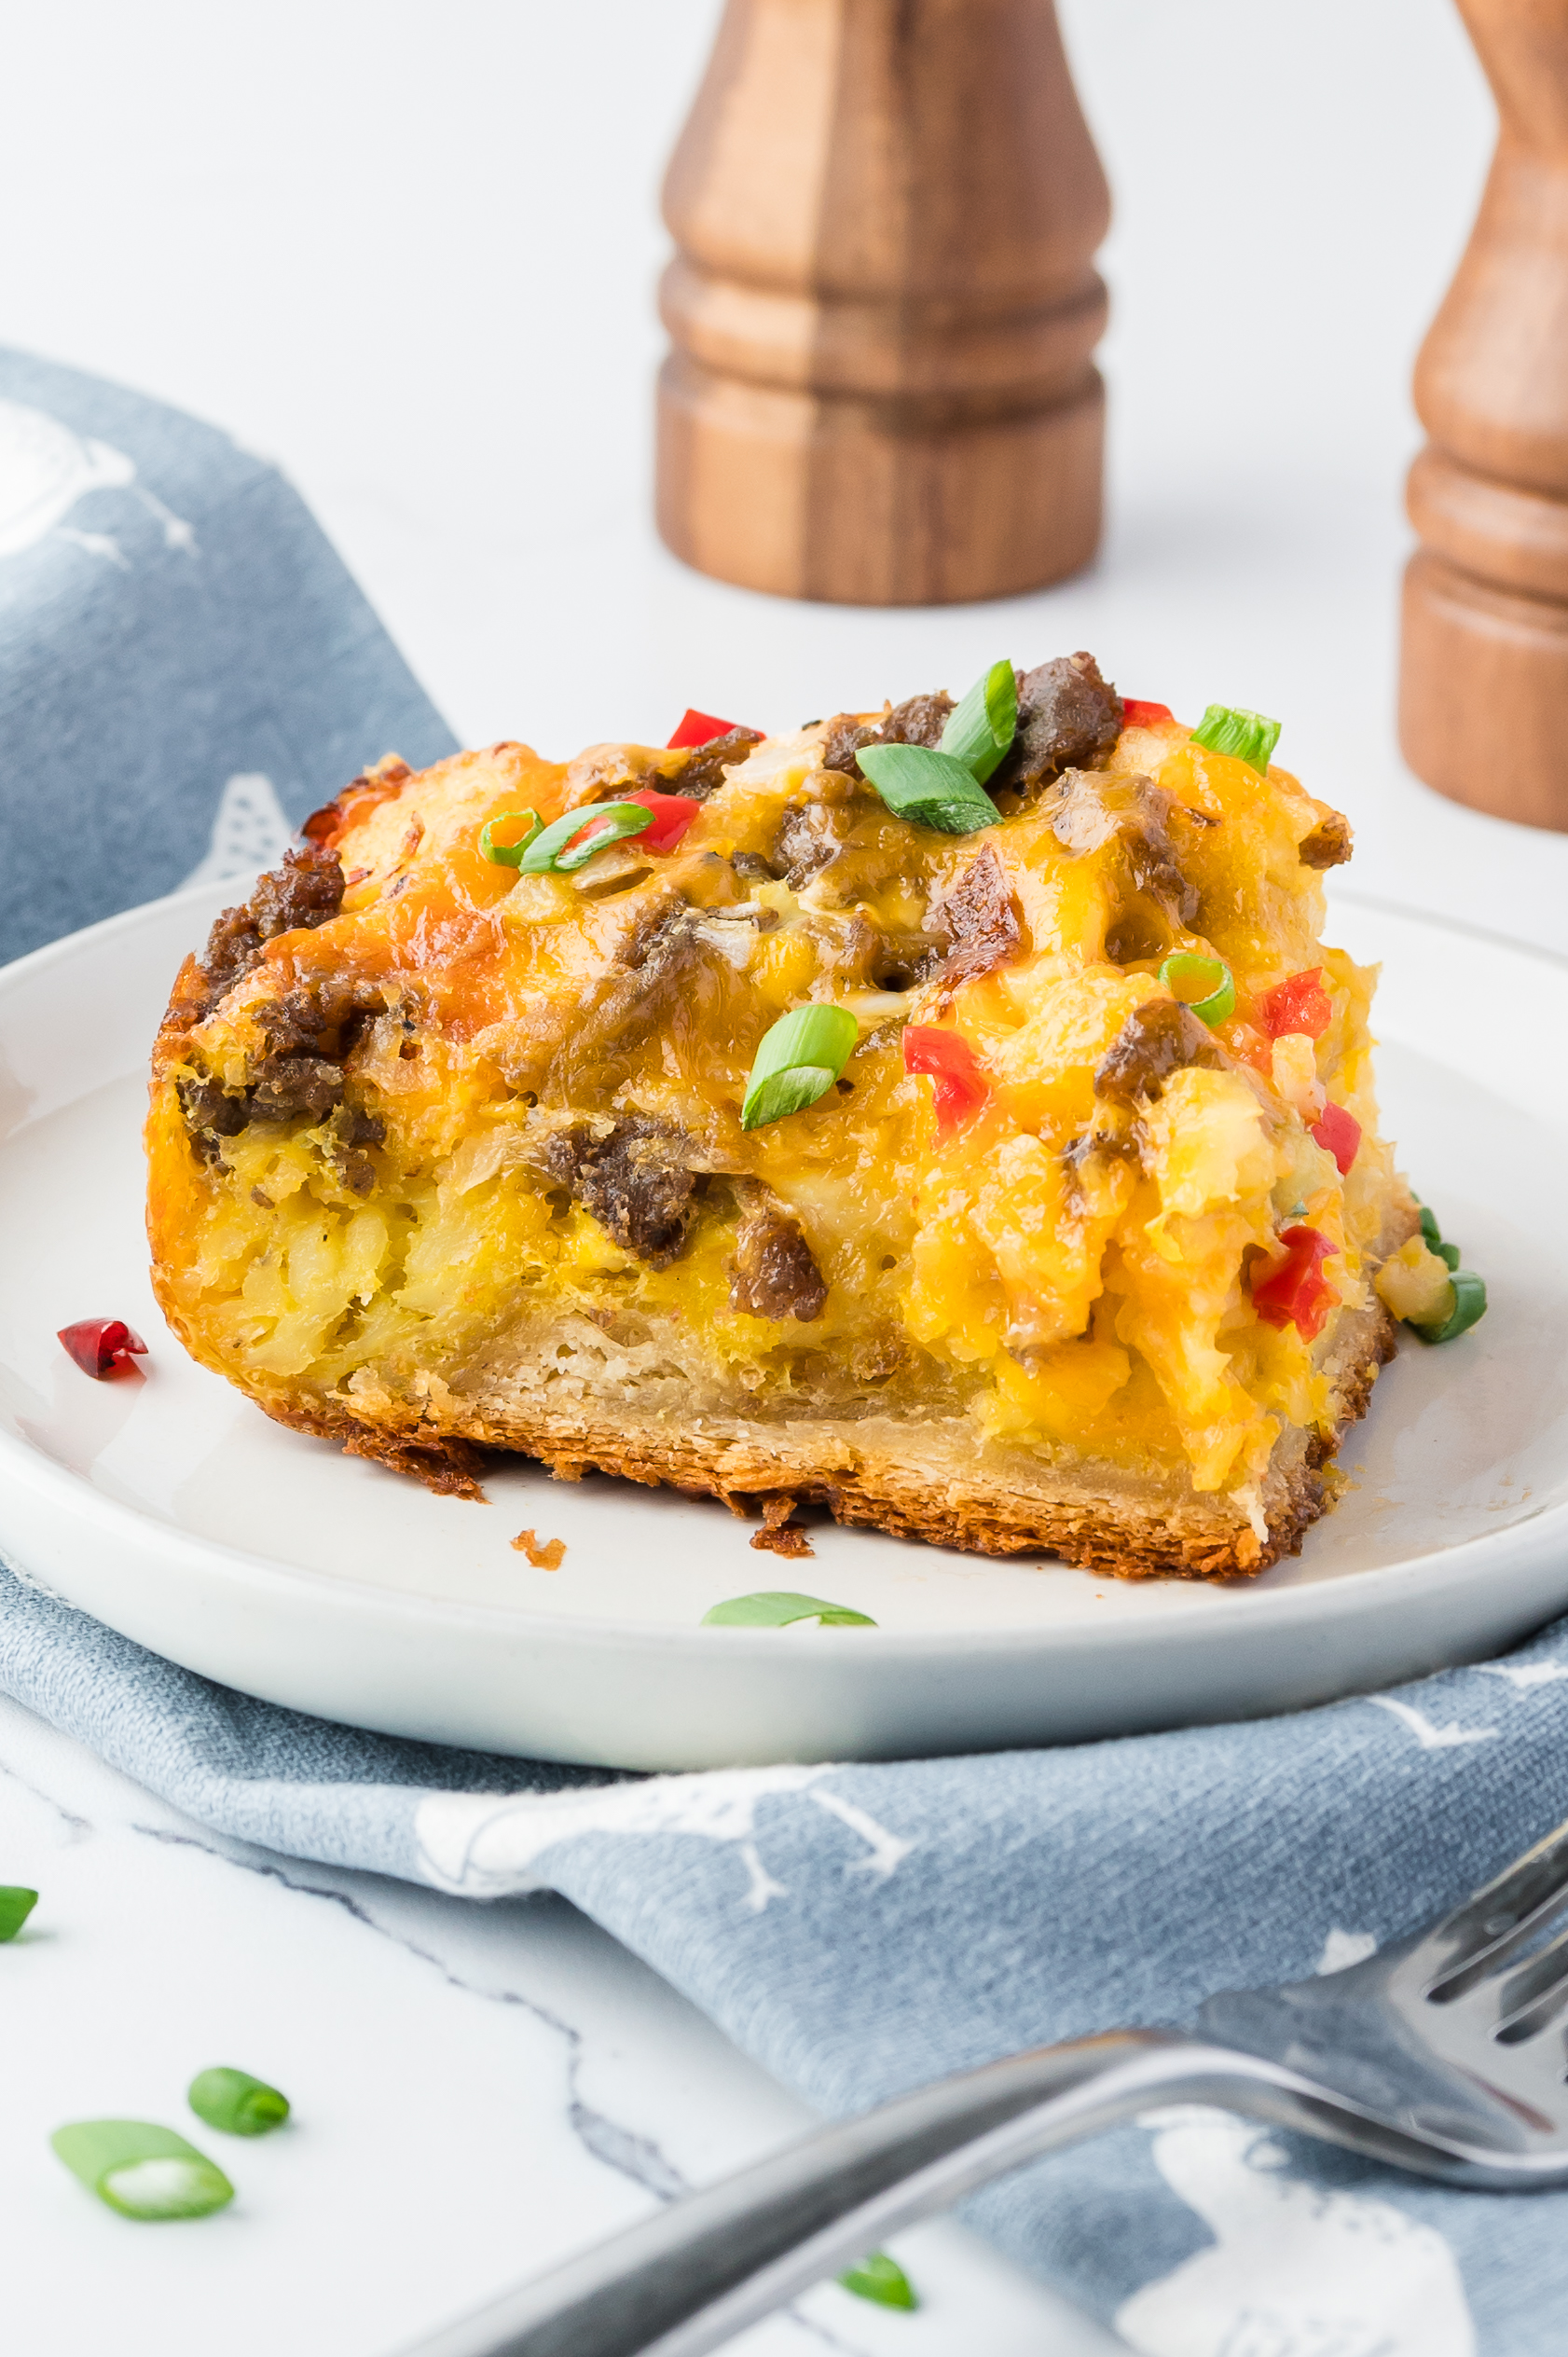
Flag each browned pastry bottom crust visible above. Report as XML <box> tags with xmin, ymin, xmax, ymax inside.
<box><xmin>256</xmin><ymin>1289</ymin><xmax>1400</xmax><ymax>1581</ymax></box>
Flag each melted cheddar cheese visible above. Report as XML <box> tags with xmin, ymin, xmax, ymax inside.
<box><xmin>147</xmin><ymin>699</ymin><xmax>1410</xmax><ymax>1528</ymax></box>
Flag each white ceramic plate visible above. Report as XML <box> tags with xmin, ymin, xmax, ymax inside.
<box><xmin>2</xmin><ymin>881</ymin><xmax>1566</xmax><ymax>1770</ymax></box>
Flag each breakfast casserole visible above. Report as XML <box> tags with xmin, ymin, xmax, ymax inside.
<box><xmin>146</xmin><ymin>655</ymin><xmax>1467</xmax><ymax>1578</ymax></box>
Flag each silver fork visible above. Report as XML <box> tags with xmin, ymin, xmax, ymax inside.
<box><xmin>403</xmin><ymin>1811</ymin><xmax>1568</xmax><ymax>2357</ymax></box>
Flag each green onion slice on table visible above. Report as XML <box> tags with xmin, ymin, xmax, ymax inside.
<box><xmin>1158</xmin><ymin>952</ymin><xmax>1235</xmax><ymax>1027</ymax></box>
<box><xmin>855</xmin><ymin>744</ymin><xmax>999</xmax><ymax>835</ymax></box>
<box><xmin>516</xmin><ymin>802</ymin><xmax>654</xmax><ymax>874</ymax></box>
<box><xmin>188</xmin><ymin>2066</ymin><xmax>291</xmax><ymax>2137</ymax></box>
<box><xmin>1190</xmin><ymin>704</ymin><xmax>1281</xmax><ymax>774</ymax></box>
<box><xmin>937</xmin><ymin>658</ymin><xmax>1017</xmax><ymax>784</ymax></box>
<box><xmin>51</xmin><ymin>2121</ymin><xmax>235</xmax><ymax>2220</ymax></box>
<box><xmin>838</xmin><ymin>2252</ymin><xmax>920</xmax><ymax>2309</ymax></box>
<box><xmin>741</xmin><ymin>1005</ymin><xmax>859</xmax><ymax>1131</ymax></box>
<box><xmin>477</xmin><ymin>810</ymin><xmax>543</xmax><ymax>866</ymax></box>
<box><xmin>702</xmin><ymin>1592</ymin><xmax>877</xmax><ymax>1628</ymax></box>
<box><xmin>0</xmin><ymin>1885</ymin><xmax>37</xmax><ymax>1941</ymax></box>
<box><xmin>1419</xmin><ymin>1203</ymin><xmax>1461</xmax><ymax>1270</ymax></box>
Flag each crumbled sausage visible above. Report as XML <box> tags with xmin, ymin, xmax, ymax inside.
<box><xmin>1300</xmin><ymin>808</ymin><xmax>1353</xmax><ymax>870</ymax></box>
<box><xmin>818</xmin><ymin>690</ymin><xmax>955</xmax><ymax>780</ymax></box>
<box><xmin>248</xmin><ymin>1054</ymin><xmax>345</xmax><ymax>1123</ymax></box>
<box><xmin>1093</xmin><ymin>999</ymin><xmax>1224</xmax><ymax>1104</ymax></box>
<box><xmin>732</xmin><ymin>849</ymin><xmax>778</xmax><ymax>885</ymax></box>
<box><xmin>675</xmin><ymin>726</ymin><xmax>765</xmax><ymax>800</ymax></box>
<box><xmin>992</xmin><ymin>653</ymin><xmax>1123</xmax><ymax>797</ymax></box>
<box><xmin>729</xmin><ymin>1193</ymin><xmax>828</xmax><ymax>1322</ymax></box>
<box><xmin>197</xmin><ymin>844</ymin><xmax>345</xmax><ymax>1013</ymax></box>
<box><xmin>177</xmin><ymin>1075</ymin><xmax>250</xmax><ymax>1140</ymax></box>
<box><xmin>1050</xmin><ymin>770</ymin><xmax>1199</xmax><ymax>930</ymax></box>
<box><xmin>540</xmin><ymin>1116</ymin><xmax>699</xmax><ymax>1268</ymax></box>
<box><xmin>929</xmin><ymin>845</ymin><xmax>1023</xmax><ymax>999</ymax></box>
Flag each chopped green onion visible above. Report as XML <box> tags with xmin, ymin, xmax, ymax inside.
<box><xmin>1190</xmin><ymin>704</ymin><xmax>1281</xmax><ymax>774</ymax></box>
<box><xmin>856</xmin><ymin>744</ymin><xmax>998</xmax><ymax>834</ymax></box>
<box><xmin>1413</xmin><ymin>1270</ymin><xmax>1487</xmax><ymax>1345</ymax></box>
<box><xmin>741</xmin><ymin>1004</ymin><xmax>859</xmax><ymax>1131</ymax></box>
<box><xmin>1418</xmin><ymin>1202</ymin><xmax>1463</xmax><ymax>1271</ymax></box>
<box><xmin>938</xmin><ymin>659</ymin><xmax>1017</xmax><ymax>784</ymax></box>
<box><xmin>702</xmin><ymin>1591</ymin><xmax>876</xmax><ymax>1628</ymax></box>
<box><xmin>51</xmin><ymin>2122</ymin><xmax>234</xmax><ymax>2221</ymax></box>
<box><xmin>478</xmin><ymin>810</ymin><xmax>544</xmax><ymax>866</ymax></box>
<box><xmin>839</xmin><ymin>2253</ymin><xmax>919</xmax><ymax>2309</ymax></box>
<box><xmin>0</xmin><ymin>1886</ymin><xmax>37</xmax><ymax>1941</ymax></box>
<box><xmin>516</xmin><ymin>802</ymin><xmax>654</xmax><ymax>875</ymax></box>
<box><xmin>1158</xmin><ymin>952</ymin><xmax>1235</xmax><ymax>1027</ymax></box>
<box><xmin>188</xmin><ymin>2067</ymin><xmax>290</xmax><ymax>2137</ymax></box>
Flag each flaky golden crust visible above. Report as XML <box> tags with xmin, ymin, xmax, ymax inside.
<box><xmin>240</xmin><ymin>1281</ymin><xmax>1404</xmax><ymax>1580</ymax></box>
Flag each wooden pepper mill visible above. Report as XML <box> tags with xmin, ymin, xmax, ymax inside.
<box><xmin>655</xmin><ymin>0</ymin><xmax>1110</xmax><ymax>606</ymax></box>
<box><xmin>1400</xmin><ymin>0</ymin><xmax>1568</xmax><ymax>829</ymax></box>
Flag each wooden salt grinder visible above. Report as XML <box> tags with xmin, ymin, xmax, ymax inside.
<box><xmin>655</xmin><ymin>0</ymin><xmax>1110</xmax><ymax>606</ymax></box>
<box><xmin>1401</xmin><ymin>0</ymin><xmax>1568</xmax><ymax>829</ymax></box>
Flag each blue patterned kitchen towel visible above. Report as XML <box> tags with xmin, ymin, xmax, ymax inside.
<box><xmin>0</xmin><ymin>1552</ymin><xmax>1563</xmax><ymax>2357</ymax></box>
<box><xmin>0</xmin><ymin>347</ymin><xmax>456</xmax><ymax>963</ymax></box>
<box><xmin>0</xmin><ymin>350</ymin><xmax>1559</xmax><ymax>2355</ymax></box>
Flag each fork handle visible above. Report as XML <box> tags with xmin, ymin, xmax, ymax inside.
<box><xmin>396</xmin><ymin>2029</ymin><xmax>1267</xmax><ymax>2357</ymax></box>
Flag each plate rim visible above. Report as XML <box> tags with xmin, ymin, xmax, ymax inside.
<box><xmin>0</xmin><ymin>877</ymin><xmax>1561</xmax><ymax>1657</ymax></box>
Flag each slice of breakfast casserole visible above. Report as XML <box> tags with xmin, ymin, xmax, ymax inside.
<box><xmin>146</xmin><ymin>656</ymin><xmax>1448</xmax><ymax>1578</ymax></box>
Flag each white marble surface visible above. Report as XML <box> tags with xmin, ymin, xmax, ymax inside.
<box><xmin>0</xmin><ymin>1691</ymin><xmax>1117</xmax><ymax>2356</ymax></box>
<box><xmin>0</xmin><ymin>3</ymin><xmax>1557</xmax><ymax>2351</ymax></box>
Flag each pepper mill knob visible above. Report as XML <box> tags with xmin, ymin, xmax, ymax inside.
<box><xmin>1400</xmin><ymin>0</ymin><xmax>1568</xmax><ymax>829</ymax></box>
<box><xmin>654</xmin><ymin>0</ymin><xmax>1109</xmax><ymax>606</ymax></box>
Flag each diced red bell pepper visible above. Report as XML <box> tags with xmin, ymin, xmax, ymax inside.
<box><xmin>667</xmin><ymin>708</ymin><xmax>755</xmax><ymax>751</ymax></box>
<box><xmin>902</xmin><ymin>1025</ymin><xmax>988</xmax><ymax>1136</ymax></box>
<box><xmin>620</xmin><ymin>789</ymin><xmax>702</xmax><ymax>854</ymax></box>
<box><xmin>1311</xmin><ymin>1101</ymin><xmax>1362</xmax><ymax>1176</ymax></box>
<box><xmin>1257</xmin><ymin>968</ymin><xmax>1332</xmax><ymax>1041</ymax></box>
<box><xmin>59</xmin><ymin>1318</ymin><xmax>148</xmax><ymax>1379</ymax></box>
<box><xmin>1251</xmin><ymin>1226</ymin><xmax>1341</xmax><ymax>1343</ymax></box>
<box><xmin>1121</xmin><ymin>698</ymin><xmax>1175</xmax><ymax>726</ymax></box>
<box><xmin>565</xmin><ymin>788</ymin><xmax>702</xmax><ymax>861</ymax></box>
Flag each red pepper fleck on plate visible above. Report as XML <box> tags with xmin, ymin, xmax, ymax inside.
<box><xmin>667</xmin><ymin>709</ymin><xmax>755</xmax><ymax>751</ymax></box>
<box><xmin>58</xmin><ymin>1319</ymin><xmax>148</xmax><ymax>1380</ymax></box>
<box><xmin>1257</xmin><ymin>968</ymin><xmax>1333</xmax><ymax>1041</ymax></box>
<box><xmin>902</xmin><ymin>1026</ymin><xmax>989</xmax><ymax>1137</ymax></box>
<box><xmin>1311</xmin><ymin>1102</ymin><xmax>1362</xmax><ymax>1176</ymax></box>
<box><xmin>1121</xmin><ymin>699</ymin><xmax>1175</xmax><ymax>726</ymax></box>
<box><xmin>1251</xmin><ymin>1227</ymin><xmax>1341</xmax><ymax>1343</ymax></box>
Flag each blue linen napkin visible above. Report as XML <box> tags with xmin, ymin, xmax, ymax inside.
<box><xmin>0</xmin><ymin>346</ymin><xmax>456</xmax><ymax>963</ymax></box>
<box><xmin>2</xmin><ymin>353</ymin><xmax>1562</xmax><ymax>2355</ymax></box>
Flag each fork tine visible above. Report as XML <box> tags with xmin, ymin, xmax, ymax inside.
<box><xmin>1492</xmin><ymin>1923</ymin><xmax>1568</xmax><ymax>2046</ymax></box>
<box><xmin>1424</xmin><ymin>1814</ymin><xmax>1568</xmax><ymax>2002</ymax></box>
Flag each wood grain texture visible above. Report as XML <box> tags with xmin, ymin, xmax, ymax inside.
<box><xmin>1401</xmin><ymin>0</ymin><xmax>1568</xmax><ymax>827</ymax></box>
<box><xmin>655</xmin><ymin>0</ymin><xmax>1109</xmax><ymax>606</ymax></box>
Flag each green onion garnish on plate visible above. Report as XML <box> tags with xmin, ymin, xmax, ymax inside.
<box><xmin>0</xmin><ymin>1886</ymin><xmax>37</xmax><ymax>1941</ymax></box>
<box><xmin>1414</xmin><ymin>1269</ymin><xmax>1488</xmax><ymax>1345</ymax></box>
<box><xmin>702</xmin><ymin>1591</ymin><xmax>876</xmax><ymax>1628</ymax></box>
<box><xmin>741</xmin><ymin>1005</ymin><xmax>859</xmax><ymax>1131</ymax></box>
<box><xmin>1158</xmin><ymin>952</ymin><xmax>1235</xmax><ymax>1027</ymax></box>
<box><xmin>856</xmin><ymin>744</ymin><xmax>998</xmax><ymax>834</ymax></box>
<box><xmin>839</xmin><ymin>2252</ymin><xmax>919</xmax><ymax>2309</ymax></box>
<box><xmin>51</xmin><ymin>2121</ymin><xmax>235</xmax><ymax>2220</ymax></box>
<box><xmin>938</xmin><ymin>658</ymin><xmax>1017</xmax><ymax>784</ymax></box>
<box><xmin>188</xmin><ymin>2067</ymin><xmax>290</xmax><ymax>2137</ymax></box>
<box><xmin>1419</xmin><ymin>1204</ymin><xmax>1461</xmax><ymax>1270</ymax></box>
<box><xmin>1190</xmin><ymin>704</ymin><xmax>1281</xmax><ymax>774</ymax></box>
<box><xmin>478</xmin><ymin>810</ymin><xmax>544</xmax><ymax>866</ymax></box>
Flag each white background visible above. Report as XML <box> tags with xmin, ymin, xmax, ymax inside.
<box><xmin>0</xmin><ymin>7</ymin><xmax>1538</xmax><ymax>2355</ymax></box>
